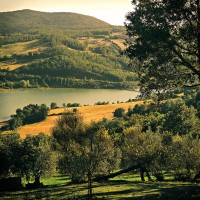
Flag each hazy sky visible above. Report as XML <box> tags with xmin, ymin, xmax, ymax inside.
<box><xmin>0</xmin><ymin>0</ymin><xmax>133</xmax><ymax>25</ymax></box>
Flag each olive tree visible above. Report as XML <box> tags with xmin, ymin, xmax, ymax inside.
<box><xmin>21</xmin><ymin>133</ymin><xmax>57</xmax><ymax>185</ymax></box>
<box><xmin>121</xmin><ymin>127</ymin><xmax>163</xmax><ymax>181</ymax></box>
<box><xmin>0</xmin><ymin>132</ymin><xmax>23</xmax><ymax>178</ymax></box>
<box><xmin>52</xmin><ymin>112</ymin><xmax>120</xmax><ymax>183</ymax></box>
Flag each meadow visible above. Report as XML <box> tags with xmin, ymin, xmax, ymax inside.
<box><xmin>0</xmin><ymin>39</ymin><xmax>49</xmax><ymax>70</ymax></box>
<box><xmin>0</xmin><ymin>173</ymin><xmax>199</xmax><ymax>200</ymax></box>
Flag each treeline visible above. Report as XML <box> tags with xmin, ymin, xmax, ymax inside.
<box><xmin>0</xmin><ymin>45</ymin><xmax>138</xmax><ymax>89</ymax></box>
<box><xmin>9</xmin><ymin>104</ymin><xmax>49</xmax><ymax>130</ymax></box>
<box><xmin>0</xmin><ymin>34</ymin><xmax>38</xmax><ymax>47</ymax></box>
<box><xmin>0</xmin><ymin>72</ymin><xmax>136</xmax><ymax>90</ymax></box>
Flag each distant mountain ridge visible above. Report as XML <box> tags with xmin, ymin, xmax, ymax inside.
<box><xmin>0</xmin><ymin>9</ymin><xmax>111</xmax><ymax>29</ymax></box>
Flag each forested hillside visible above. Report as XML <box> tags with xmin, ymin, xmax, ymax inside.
<box><xmin>0</xmin><ymin>9</ymin><xmax>111</xmax><ymax>31</ymax></box>
<box><xmin>0</xmin><ymin>10</ymin><xmax>137</xmax><ymax>89</ymax></box>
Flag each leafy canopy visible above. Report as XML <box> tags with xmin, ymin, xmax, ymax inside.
<box><xmin>125</xmin><ymin>0</ymin><xmax>200</xmax><ymax>95</ymax></box>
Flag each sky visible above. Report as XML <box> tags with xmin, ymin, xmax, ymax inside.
<box><xmin>0</xmin><ymin>0</ymin><xmax>133</xmax><ymax>25</ymax></box>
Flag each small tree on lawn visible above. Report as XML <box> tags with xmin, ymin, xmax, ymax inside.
<box><xmin>21</xmin><ymin>133</ymin><xmax>57</xmax><ymax>185</ymax></box>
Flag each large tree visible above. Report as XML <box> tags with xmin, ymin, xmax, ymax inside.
<box><xmin>125</xmin><ymin>0</ymin><xmax>200</xmax><ymax>96</ymax></box>
<box><xmin>52</xmin><ymin>112</ymin><xmax>120</xmax><ymax>183</ymax></box>
<box><xmin>21</xmin><ymin>133</ymin><xmax>56</xmax><ymax>185</ymax></box>
<box><xmin>0</xmin><ymin>132</ymin><xmax>22</xmax><ymax>178</ymax></box>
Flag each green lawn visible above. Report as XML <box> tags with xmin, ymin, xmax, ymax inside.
<box><xmin>0</xmin><ymin>173</ymin><xmax>199</xmax><ymax>200</ymax></box>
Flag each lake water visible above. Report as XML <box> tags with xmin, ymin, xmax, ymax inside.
<box><xmin>0</xmin><ymin>88</ymin><xmax>139</xmax><ymax>122</ymax></box>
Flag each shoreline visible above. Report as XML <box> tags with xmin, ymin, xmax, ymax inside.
<box><xmin>0</xmin><ymin>87</ymin><xmax>139</xmax><ymax>93</ymax></box>
<box><xmin>0</xmin><ymin>120</ymin><xmax>9</xmax><ymax>127</ymax></box>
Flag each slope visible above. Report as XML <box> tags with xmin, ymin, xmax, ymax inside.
<box><xmin>0</xmin><ymin>9</ymin><xmax>111</xmax><ymax>29</ymax></box>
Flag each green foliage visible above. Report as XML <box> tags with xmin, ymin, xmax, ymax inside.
<box><xmin>0</xmin><ymin>9</ymin><xmax>111</xmax><ymax>33</ymax></box>
<box><xmin>127</xmin><ymin>99</ymin><xmax>199</xmax><ymax>135</ymax></box>
<box><xmin>113</xmin><ymin>108</ymin><xmax>125</xmax><ymax>118</ymax></box>
<box><xmin>161</xmin><ymin>99</ymin><xmax>198</xmax><ymax>135</ymax></box>
<box><xmin>125</xmin><ymin>0</ymin><xmax>200</xmax><ymax>95</ymax></box>
<box><xmin>0</xmin><ymin>132</ymin><xmax>22</xmax><ymax>178</ymax></box>
<box><xmin>165</xmin><ymin>134</ymin><xmax>200</xmax><ymax>180</ymax></box>
<box><xmin>185</xmin><ymin>88</ymin><xmax>200</xmax><ymax>118</ymax></box>
<box><xmin>9</xmin><ymin>104</ymin><xmax>49</xmax><ymax>130</ymax></box>
<box><xmin>121</xmin><ymin>127</ymin><xmax>163</xmax><ymax>173</ymax></box>
<box><xmin>94</xmin><ymin>101</ymin><xmax>109</xmax><ymax>105</ymax></box>
<box><xmin>52</xmin><ymin>112</ymin><xmax>120</xmax><ymax>183</ymax></box>
<box><xmin>66</xmin><ymin>103</ymin><xmax>81</xmax><ymax>107</ymax></box>
<box><xmin>50</xmin><ymin>102</ymin><xmax>58</xmax><ymax>109</ymax></box>
<box><xmin>21</xmin><ymin>133</ymin><xmax>57</xmax><ymax>183</ymax></box>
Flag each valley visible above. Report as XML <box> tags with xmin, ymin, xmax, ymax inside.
<box><xmin>0</xmin><ymin>10</ymin><xmax>138</xmax><ymax>90</ymax></box>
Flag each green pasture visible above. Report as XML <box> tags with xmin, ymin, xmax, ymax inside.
<box><xmin>0</xmin><ymin>173</ymin><xmax>199</xmax><ymax>200</ymax></box>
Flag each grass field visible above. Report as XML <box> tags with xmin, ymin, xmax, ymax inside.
<box><xmin>17</xmin><ymin>101</ymin><xmax>143</xmax><ymax>139</ymax></box>
<box><xmin>0</xmin><ymin>173</ymin><xmax>199</xmax><ymax>200</ymax></box>
<box><xmin>0</xmin><ymin>40</ymin><xmax>49</xmax><ymax>57</ymax></box>
<box><xmin>111</xmin><ymin>39</ymin><xmax>125</xmax><ymax>50</ymax></box>
<box><xmin>0</xmin><ymin>40</ymin><xmax>50</xmax><ymax>70</ymax></box>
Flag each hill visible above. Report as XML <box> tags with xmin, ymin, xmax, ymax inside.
<box><xmin>0</xmin><ymin>10</ymin><xmax>138</xmax><ymax>90</ymax></box>
<box><xmin>0</xmin><ymin>9</ymin><xmax>111</xmax><ymax>29</ymax></box>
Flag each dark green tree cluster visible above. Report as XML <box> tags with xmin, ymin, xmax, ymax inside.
<box><xmin>9</xmin><ymin>104</ymin><xmax>49</xmax><ymax>130</ymax></box>
<box><xmin>1</xmin><ymin>34</ymin><xmax>38</xmax><ymax>46</ymax></box>
<box><xmin>127</xmin><ymin>98</ymin><xmax>199</xmax><ymax>135</ymax></box>
<box><xmin>0</xmin><ymin>132</ymin><xmax>56</xmax><ymax>185</ymax></box>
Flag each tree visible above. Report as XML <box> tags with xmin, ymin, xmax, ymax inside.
<box><xmin>0</xmin><ymin>132</ymin><xmax>23</xmax><ymax>178</ymax></box>
<box><xmin>9</xmin><ymin>104</ymin><xmax>49</xmax><ymax>130</ymax></box>
<box><xmin>113</xmin><ymin>108</ymin><xmax>125</xmax><ymax>118</ymax></box>
<box><xmin>50</xmin><ymin>102</ymin><xmax>57</xmax><ymax>109</ymax></box>
<box><xmin>21</xmin><ymin>133</ymin><xmax>56</xmax><ymax>185</ymax></box>
<box><xmin>125</xmin><ymin>0</ymin><xmax>200</xmax><ymax>96</ymax></box>
<box><xmin>167</xmin><ymin>134</ymin><xmax>200</xmax><ymax>181</ymax></box>
<box><xmin>52</xmin><ymin>112</ymin><xmax>120</xmax><ymax>183</ymax></box>
<box><xmin>121</xmin><ymin>127</ymin><xmax>163</xmax><ymax>181</ymax></box>
<box><xmin>162</xmin><ymin>99</ymin><xmax>198</xmax><ymax>135</ymax></box>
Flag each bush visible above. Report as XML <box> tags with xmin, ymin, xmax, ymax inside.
<box><xmin>67</xmin><ymin>103</ymin><xmax>81</xmax><ymax>107</ymax></box>
<box><xmin>114</xmin><ymin>108</ymin><xmax>125</xmax><ymax>118</ymax></box>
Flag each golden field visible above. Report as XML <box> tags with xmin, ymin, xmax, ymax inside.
<box><xmin>0</xmin><ymin>40</ymin><xmax>49</xmax><ymax>70</ymax></box>
<box><xmin>17</xmin><ymin>101</ymin><xmax>143</xmax><ymax>139</ymax></box>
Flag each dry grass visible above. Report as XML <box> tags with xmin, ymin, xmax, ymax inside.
<box><xmin>0</xmin><ymin>62</ymin><xmax>23</xmax><ymax>70</ymax></box>
<box><xmin>111</xmin><ymin>39</ymin><xmax>125</xmax><ymax>50</ymax></box>
<box><xmin>1</xmin><ymin>40</ymin><xmax>49</xmax><ymax>57</ymax></box>
<box><xmin>0</xmin><ymin>40</ymin><xmax>49</xmax><ymax>70</ymax></box>
<box><xmin>17</xmin><ymin>101</ymin><xmax>143</xmax><ymax>139</ymax></box>
<box><xmin>79</xmin><ymin>37</ymin><xmax>111</xmax><ymax>49</ymax></box>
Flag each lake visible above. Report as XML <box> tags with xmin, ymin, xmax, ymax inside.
<box><xmin>0</xmin><ymin>88</ymin><xmax>139</xmax><ymax>122</ymax></box>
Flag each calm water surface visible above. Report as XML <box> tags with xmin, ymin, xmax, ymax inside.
<box><xmin>0</xmin><ymin>88</ymin><xmax>139</xmax><ymax>122</ymax></box>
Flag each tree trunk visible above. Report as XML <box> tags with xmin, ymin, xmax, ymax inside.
<box><xmin>192</xmin><ymin>171</ymin><xmax>200</xmax><ymax>182</ymax></box>
<box><xmin>140</xmin><ymin>166</ymin><xmax>153</xmax><ymax>182</ymax></box>
<box><xmin>140</xmin><ymin>167</ymin><xmax>145</xmax><ymax>181</ymax></box>
<box><xmin>93</xmin><ymin>165</ymin><xmax>140</xmax><ymax>182</ymax></box>
<box><xmin>34</xmin><ymin>176</ymin><xmax>41</xmax><ymax>186</ymax></box>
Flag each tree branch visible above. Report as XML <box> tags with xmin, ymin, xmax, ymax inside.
<box><xmin>183</xmin><ymin>83</ymin><xmax>200</xmax><ymax>87</ymax></box>
<box><xmin>93</xmin><ymin>164</ymin><xmax>140</xmax><ymax>182</ymax></box>
<box><xmin>171</xmin><ymin>45</ymin><xmax>200</xmax><ymax>78</ymax></box>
